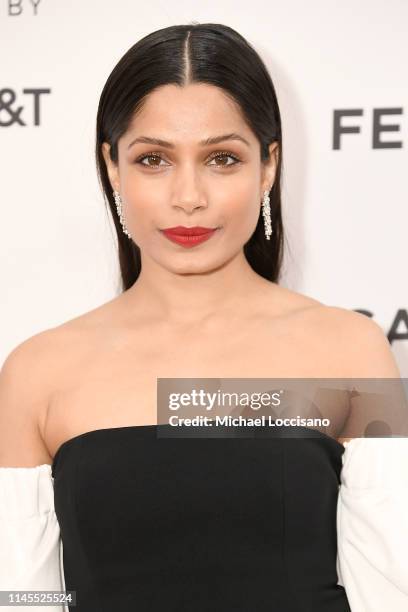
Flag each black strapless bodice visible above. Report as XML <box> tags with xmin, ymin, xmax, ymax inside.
<box><xmin>51</xmin><ymin>424</ymin><xmax>351</xmax><ymax>611</ymax></box>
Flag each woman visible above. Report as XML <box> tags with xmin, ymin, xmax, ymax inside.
<box><xmin>0</xmin><ymin>22</ymin><xmax>407</xmax><ymax>612</ymax></box>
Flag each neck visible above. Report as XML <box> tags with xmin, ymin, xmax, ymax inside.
<box><xmin>123</xmin><ymin>250</ymin><xmax>272</xmax><ymax>327</ymax></box>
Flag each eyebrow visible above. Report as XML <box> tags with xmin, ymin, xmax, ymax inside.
<box><xmin>127</xmin><ymin>132</ymin><xmax>251</xmax><ymax>150</ymax></box>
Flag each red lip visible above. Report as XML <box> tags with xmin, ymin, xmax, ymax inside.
<box><xmin>161</xmin><ymin>226</ymin><xmax>219</xmax><ymax>248</ymax></box>
<box><xmin>162</xmin><ymin>226</ymin><xmax>217</xmax><ymax>236</ymax></box>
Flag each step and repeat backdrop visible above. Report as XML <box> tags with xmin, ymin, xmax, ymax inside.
<box><xmin>1</xmin><ymin>0</ymin><xmax>407</xmax><ymax>374</ymax></box>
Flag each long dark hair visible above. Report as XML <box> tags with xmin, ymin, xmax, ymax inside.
<box><xmin>95</xmin><ymin>23</ymin><xmax>284</xmax><ymax>292</ymax></box>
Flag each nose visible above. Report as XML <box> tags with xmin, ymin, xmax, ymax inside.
<box><xmin>172</xmin><ymin>200</ymin><xmax>207</xmax><ymax>214</ymax></box>
<box><xmin>170</xmin><ymin>167</ymin><xmax>208</xmax><ymax>214</ymax></box>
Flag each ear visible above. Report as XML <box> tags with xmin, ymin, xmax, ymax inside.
<box><xmin>261</xmin><ymin>141</ymin><xmax>279</xmax><ymax>193</ymax></box>
<box><xmin>101</xmin><ymin>142</ymin><xmax>120</xmax><ymax>193</ymax></box>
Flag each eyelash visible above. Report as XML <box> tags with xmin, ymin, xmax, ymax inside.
<box><xmin>134</xmin><ymin>150</ymin><xmax>242</xmax><ymax>170</ymax></box>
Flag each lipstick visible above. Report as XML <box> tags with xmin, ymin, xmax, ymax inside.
<box><xmin>161</xmin><ymin>226</ymin><xmax>218</xmax><ymax>248</ymax></box>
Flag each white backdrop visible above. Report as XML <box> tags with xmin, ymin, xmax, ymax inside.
<box><xmin>1</xmin><ymin>0</ymin><xmax>407</xmax><ymax>374</ymax></box>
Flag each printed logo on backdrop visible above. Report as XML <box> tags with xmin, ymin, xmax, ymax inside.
<box><xmin>333</xmin><ymin>108</ymin><xmax>403</xmax><ymax>149</ymax></box>
<box><xmin>7</xmin><ymin>0</ymin><xmax>42</xmax><ymax>16</ymax></box>
<box><xmin>0</xmin><ymin>89</ymin><xmax>51</xmax><ymax>126</ymax></box>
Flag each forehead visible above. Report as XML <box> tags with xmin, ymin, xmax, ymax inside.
<box><xmin>124</xmin><ymin>83</ymin><xmax>255</xmax><ymax>145</ymax></box>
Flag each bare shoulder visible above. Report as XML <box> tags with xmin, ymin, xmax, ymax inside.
<box><xmin>302</xmin><ymin>303</ymin><xmax>401</xmax><ymax>377</ymax></box>
<box><xmin>269</xmin><ymin>286</ymin><xmax>400</xmax><ymax>377</ymax></box>
<box><xmin>0</xmin><ymin>327</ymin><xmax>64</xmax><ymax>466</ymax></box>
<box><xmin>0</xmin><ymin>306</ymin><xmax>113</xmax><ymax>467</ymax></box>
<box><xmin>275</xmin><ymin>287</ymin><xmax>371</xmax><ymax>330</ymax></box>
<box><xmin>53</xmin><ymin>293</ymin><xmax>124</xmax><ymax>332</ymax></box>
<box><xmin>262</xmin><ymin>283</ymin><xmax>323</xmax><ymax>319</ymax></box>
<box><xmin>0</xmin><ymin>295</ymin><xmax>125</xmax><ymax>467</ymax></box>
<box><xmin>0</xmin><ymin>327</ymin><xmax>61</xmax><ymax>399</ymax></box>
<box><xmin>281</xmin><ymin>299</ymin><xmax>401</xmax><ymax>445</ymax></box>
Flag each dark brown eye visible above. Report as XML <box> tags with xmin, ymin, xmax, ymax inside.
<box><xmin>134</xmin><ymin>150</ymin><xmax>241</xmax><ymax>170</ymax></box>
<box><xmin>208</xmin><ymin>152</ymin><xmax>240</xmax><ymax>167</ymax></box>
<box><xmin>137</xmin><ymin>154</ymin><xmax>165</xmax><ymax>168</ymax></box>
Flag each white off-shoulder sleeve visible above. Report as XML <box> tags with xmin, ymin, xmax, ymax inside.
<box><xmin>0</xmin><ymin>464</ymin><xmax>67</xmax><ymax>611</ymax></box>
<box><xmin>336</xmin><ymin>438</ymin><xmax>408</xmax><ymax>611</ymax></box>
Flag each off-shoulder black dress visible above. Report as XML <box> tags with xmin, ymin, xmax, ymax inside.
<box><xmin>51</xmin><ymin>423</ymin><xmax>351</xmax><ymax>611</ymax></box>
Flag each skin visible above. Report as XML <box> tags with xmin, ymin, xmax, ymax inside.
<box><xmin>0</xmin><ymin>83</ymin><xmax>402</xmax><ymax>467</ymax></box>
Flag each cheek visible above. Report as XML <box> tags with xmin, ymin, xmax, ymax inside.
<box><xmin>121</xmin><ymin>184</ymin><xmax>160</xmax><ymax>228</ymax></box>
<box><xmin>228</xmin><ymin>168</ymin><xmax>260</xmax><ymax>207</ymax></box>
<box><xmin>225</xmin><ymin>186</ymin><xmax>261</xmax><ymax>232</ymax></box>
<box><xmin>117</xmin><ymin>194</ymin><xmax>156</xmax><ymax>247</ymax></box>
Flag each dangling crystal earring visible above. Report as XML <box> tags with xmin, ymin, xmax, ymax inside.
<box><xmin>113</xmin><ymin>190</ymin><xmax>131</xmax><ymax>238</ymax></box>
<box><xmin>262</xmin><ymin>189</ymin><xmax>273</xmax><ymax>240</ymax></box>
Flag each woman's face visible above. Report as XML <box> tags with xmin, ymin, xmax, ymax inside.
<box><xmin>102</xmin><ymin>83</ymin><xmax>278</xmax><ymax>275</ymax></box>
